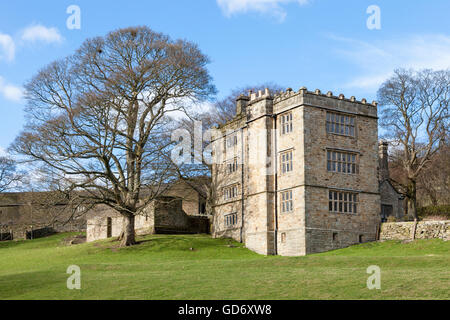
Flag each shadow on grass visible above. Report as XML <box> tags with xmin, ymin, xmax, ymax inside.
<box><xmin>0</xmin><ymin>270</ymin><xmax>68</xmax><ymax>299</ymax></box>
<box><xmin>0</xmin><ymin>233</ymin><xmax>84</xmax><ymax>251</ymax></box>
<box><xmin>133</xmin><ymin>234</ymin><xmax>220</xmax><ymax>251</ymax></box>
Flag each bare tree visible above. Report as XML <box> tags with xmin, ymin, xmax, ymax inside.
<box><xmin>378</xmin><ymin>68</ymin><xmax>449</xmax><ymax>219</ymax></box>
<box><xmin>0</xmin><ymin>157</ymin><xmax>22</xmax><ymax>193</ymax></box>
<box><xmin>12</xmin><ymin>26</ymin><xmax>216</xmax><ymax>246</ymax></box>
<box><xmin>417</xmin><ymin>135</ymin><xmax>450</xmax><ymax>206</ymax></box>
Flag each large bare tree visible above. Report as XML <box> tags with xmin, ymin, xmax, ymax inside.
<box><xmin>378</xmin><ymin>68</ymin><xmax>449</xmax><ymax>219</ymax></box>
<box><xmin>12</xmin><ymin>26</ymin><xmax>216</xmax><ymax>246</ymax></box>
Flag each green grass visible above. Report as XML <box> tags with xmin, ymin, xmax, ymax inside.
<box><xmin>0</xmin><ymin>233</ymin><xmax>449</xmax><ymax>300</ymax></box>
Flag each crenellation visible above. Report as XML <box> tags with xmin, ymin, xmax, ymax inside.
<box><xmin>272</xmin><ymin>87</ymin><xmax>378</xmax><ymax>110</ymax></box>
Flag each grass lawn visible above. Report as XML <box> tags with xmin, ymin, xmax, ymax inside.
<box><xmin>0</xmin><ymin>233</ymin><xmax>448</xmax><ymax>300</ymax></box>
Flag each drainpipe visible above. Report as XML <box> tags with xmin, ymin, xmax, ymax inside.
<box><xmin>240</xmin><ymin>128</ymin><xmax>245</xmax><ymax>243</ymax></box>
<box><xmin>272</xmin><ymin>114</ymin><xmax>279</xmax><ymax>255</ymax></box>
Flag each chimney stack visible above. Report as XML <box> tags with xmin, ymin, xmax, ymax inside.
<box><xmin>236</xmin><ymin>94</ymin><xmax>250</xmax><ymax>115</ymax></box>
<box><xmin>379</xmin><ymin>141</ymin><xmax>389</xmax><ymax>181</ymax></box>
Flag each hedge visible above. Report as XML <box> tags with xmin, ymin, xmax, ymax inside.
<box><xmin>417</xmin><ymin>205</ymin><xmax>450</xmax><ymax>219</ymax></box>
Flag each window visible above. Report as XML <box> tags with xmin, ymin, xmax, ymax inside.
<box><xmin>327</xmin><ymin>150</ymin><xmax>358</xmax><ymax>174</ymax></box>
<box><xmin>106</xmin><ymin>217</ymin><xmax>112</xmax><ymax>238</ymax></box>
<box><xmin>281</xmin><ymin>233</ymin><xmax>287</xmax><ymax>243</ymax></box>
<box><xmin>224</xmin><ymin>134</ymin><xmax>238</xmax><ymax>150</ymax></box>
<box><xmin>224</xmin><ymin>184</ymin><xmax>239</xmax><ymax>200</ymax></box>
<box><xmin>225</xmin><ymin>213</ymin><xmax>237</xmax><ymax>227</ymax></box>
<box><xmin>329</xmin><ymin>190</ymin><xmax>358</xmax><ymax>214</ymax></box>
<box><xmin>281</xmin><ymin>112</ymin><xmax>293</xmax><ymax>135</ymax></box>
<box><xmin>227</xmin><ymin>158</ymin><xmax>238</xmax><ymax>174</ymax></box>
<box><xmin>76</xmin><ymin>206</ymin><xmax>86</xmax><ymax>213</ymax></box>
<box><xmin>281</xmin><ymin>151</ymin><xmax>293</xmax><ymax>174</ymax></box>
<box><xmin>281</xmin><ymin>190</ymin><xmax>293</xmax><ymax>213</ymax></box>
<box><xmin>326</xmin><ymin>112</ymin><xmax>355</xmax><ymax>137</ymax></box>
<box><xmin>333</xmin><ymin>232</ymin><xmax>338</xmax><ymax>241</ymax></box>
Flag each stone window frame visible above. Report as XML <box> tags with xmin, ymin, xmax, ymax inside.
<box><xmin>281</xmin><ymin>190</ymin><xmax>293</xmax><ymax>213</ymax></box>
<box><xmin>326</xmin><ymin>149</ymin><xmax>359</xmax><ymax>175</ymax></box>
<box><xmin>280</xmin><ymin>150</ymin><xmax>293</xmax><ymax>174</ymax></box>
<box><xmin>226</xmin><ymin>157</ymin><xmax>238</xmax><ymax>174</ymax></box>
<box><xmin>280</xmin><ymin>112</ymin><xmax>293</xmax><ymax>135</ymax></box>
<box><xmin>223</xmin><ymin>184</ymin><xmax>239</xmax><ymax>201</ymax></box>
<box><xmin>224</xmin><ymin>134</ymin><xmax>238</xmax><ymax>152</ymax></box>
<box><xmin>328</xmin><ymin>190</ymin><xmax>358</xmax><ymax>214</ymax></box>
<box><xmin>326</xmin><ymin>111</ymin><xmax>356</xmax><ymax>137</ymax></box>
<box><xmin>224</xmin><ymin>213</ymin><xmax>238</xmax><ymax>228</ymax></box>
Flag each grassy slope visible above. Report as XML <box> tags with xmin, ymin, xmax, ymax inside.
<box><xmin>0</xmin><ymin>233</ymin><xmax>448</xmax><ymax>300</ymax></box>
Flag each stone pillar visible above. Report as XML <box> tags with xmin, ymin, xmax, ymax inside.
<box><xmin>236</xmin><ymin>94</ymin><xmax>250</xmax><ymax>115</ymax></box>
<box><xmin>379</xmin><ymin>141</ymin><xmax>389</xmax><ymax>181</ymax></box>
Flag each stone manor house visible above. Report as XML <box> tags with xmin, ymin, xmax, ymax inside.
<box><xmin>211</xmin><ymin>87</ymin><xmax>403</xmax><ymax>256</ymax></box>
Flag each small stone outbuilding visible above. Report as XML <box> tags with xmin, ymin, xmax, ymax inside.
<box><xmin>379</xmin><ymin>142</ymin><xmax>405</xmax><ymax>221</ymax></box>
<box><xmin>86</xmin><ymin>196</ymin><xmax>210</xmax><ymax>242</ymax></box>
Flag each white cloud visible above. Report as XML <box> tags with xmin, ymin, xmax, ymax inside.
<box><xmin>21</xmin><ymin>24</ymin><xmax>63</xmax><ymax>44</ymax></box>
<box><xmin>217</xmin><ymin>0</ymin><xmax>309</xmax><ymax>21</ymax></box>
<box><xmin>0</xmin><ymin>76</ymin><xmax>23</xmax><ymax>102</ymax></box>
<box><xmin>0</xmin><ymin>33</ymin><xmax>15</xmax><ymax>62</ymax></box>
<box><xmin>330</xmin><ymin>34</ymin><xmax>450</xmax><ymax>91</ymax></box>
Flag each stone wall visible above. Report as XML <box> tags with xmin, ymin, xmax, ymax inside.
<box><xmin>380</xmin><ymin>220</ymin><xmax>450</xmax><ymax>241</ymax></box>
<box><xmin>86</xmin><ymin>206</ymin><xmax>123</xmax><ymax>242</ymax></box>
<box><xmin>0</xmin><ymin>192</ymin><xmax>87</xmax><ymax>240</ymax></box>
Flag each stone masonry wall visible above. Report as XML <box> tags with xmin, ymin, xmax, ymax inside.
<box><xmin>301</xmin><ymin>94</ymin><xmax>380</xmax><ymax>254</ymax></box>
<box><xmin>380</xmin><ymin>220</ymin><xmax>450</xmax><ymax>241</ymax></box>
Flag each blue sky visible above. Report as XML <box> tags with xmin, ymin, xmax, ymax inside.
<box><xmin>0</xmin><ymin>0</ymin><xmax>449</xmax><ymax>152</ymax></box>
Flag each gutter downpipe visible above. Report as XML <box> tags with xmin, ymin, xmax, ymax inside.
<box><xmin>272</xmin><ymin>114</ymin><xmax>279</xmax><ymax>255</ymax></box>
<box><xmin>240</xmin><ymin>127</ymin><xmax>245</xmax><ymax>243</ymax></box>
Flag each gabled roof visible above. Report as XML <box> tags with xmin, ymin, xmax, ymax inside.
<box><xmin>380</xmin><ymin>179</ymin><xmax>405</xmax><ymax>199</ymax></box>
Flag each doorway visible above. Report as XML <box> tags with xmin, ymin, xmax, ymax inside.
<box><xmin>106</xmin><ymin>217</ymin><xmax>112</xmax><ymax>238</ymax></box>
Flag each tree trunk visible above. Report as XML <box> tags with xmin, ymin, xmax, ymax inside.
<box><xmin>407</xmin><ymin>180</ymin><xmax>419</xmax><ymax>220</ymax></box>
<box><xmin>120</xmin><ymin>215</ymin><xmax>136</xmax><ymax>247</ymax></box>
